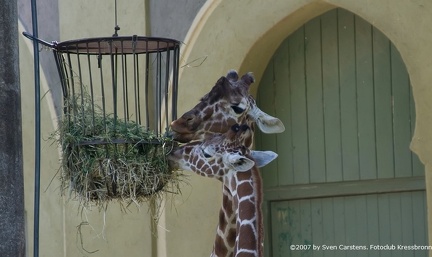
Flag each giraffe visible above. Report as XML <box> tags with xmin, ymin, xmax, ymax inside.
<box><xmin>170</xmin><ymin>71</ymin><xmax>285</xmax><ymax>256</ymax></box>
<box><xmin>170</xmin><ymin>70</ymin><xmax>285</xmax><ymax>148</ymax></box>
<box><xmin>168</xmin><ymin>124</ymin><xmax>277</xmax><ymax>257</ymax></box>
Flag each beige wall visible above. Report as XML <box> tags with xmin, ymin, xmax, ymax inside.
<box><xmin>58</xmin><ymin>1</ymin><xmax>154</xmax><ymax>256</ymax></box>
<box><xmin>21</xmin><ymin>1</ymin><xmax>155</xmax><ymax>257</ymax></box>
<box><xmin>20</xmin><ymin>21</ymin><xmax>64</xmax><ymax>257</ymax></box>
<box><xmin>171</xmin><ymin>0</ymin><xmax>432</xmax><ymax>256</ymax></box>
<box><xmin>58</xmin><ymin>0</ymin><xmax>147</xmax><ymax>40</ymax></box>
<box><xmin>20</xmin><ymin>0</ymin><xmax>432</xmax><ymax>256</ymax></box>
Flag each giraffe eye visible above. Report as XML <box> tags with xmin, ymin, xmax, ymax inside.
<box><xmin>202</xmin><ymin>149</ymin><xmax>212</xmax><ymax>158</ymax></box>
<box><xmin>201</xmin><ymin>145</ymin><xmax>216</xmax><ymax>158</ymax></box>
<box><xmin>231</xmin><ymin>124</ymin><xmax>240</xmax><ymax>132</ymax></box>
<box><xmin>202</xmin><ymin>146</ymin><xmax>215</xmax><ymax>158</ymax></box>
<box><xmin>231</xmin><ymin>105</ymin><xmax>245</xmax><ymax>114</ymax></box>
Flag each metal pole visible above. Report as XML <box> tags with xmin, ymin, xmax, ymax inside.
<box><xmin>30</xmin><ymin>0</ymin><xmax>41</xmax><ymax>256</ymax></box>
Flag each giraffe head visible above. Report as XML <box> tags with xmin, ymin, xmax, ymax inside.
<box><xmin>168</xmin><ymin>123</ymin><xmax>277</xmax><ymax>178</ymax></box>
<box><xmin>170</xmin><ymin>70</ymin><xmax>285</xmax><ymax>145</ymax></box>
<box><xmin>168</xmin><ymin>124</ymin><xmax>252</xmax><ymax>179</ymax></box>
<box><xmin>168</xmin><ymin>124</ymin><xmax>277</xmax><ymax>257</ymax></box>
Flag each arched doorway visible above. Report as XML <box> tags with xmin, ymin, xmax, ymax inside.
<box><xmin>256</xmin><ymin>8</ymin><xmax>427</xmax><ymax>256</ymax></box>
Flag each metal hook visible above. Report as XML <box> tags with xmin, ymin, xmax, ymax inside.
<box><xmin>98</xmin><ymin>54</ymin><xmax>102</xmax><ymax>68</ymax></box>
<box><xmin>22</xmin><ymin>32</ymin><xmax>55</xmax><ymax>49</ymax></box>
<box><xmin>112</xmin><ymin>0</ymin><xmax>120</xmax><ymax>37</ymax></box>
<box><xmin>132</xmin><ymin>35</ymin><xmax>138</xmax><ymax>54</ymax></box>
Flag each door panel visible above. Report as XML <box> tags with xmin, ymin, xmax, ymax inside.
<box><xmin>256</xmin><ymin>8</ymin><xmax>423</xmax><ymax>187</ymax></box>
<box><xmin>256</xmin><ymin>8</ymin><xmax>426</xmax><ymax>257</ymax></box>
<box><xmin>269</xmin><ymin>192</ymin><xmax>427</xmax><ymax>257</ymax></box>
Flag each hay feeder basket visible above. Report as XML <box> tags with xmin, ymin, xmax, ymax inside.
<box><xmin>25</xmin><ymin>33</ymin><xmax>181</xmax><ymax>205</ymax></box>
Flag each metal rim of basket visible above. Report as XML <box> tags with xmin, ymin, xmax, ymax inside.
<box><xmin>23</xmin><ymin>32</ymin><xmax>182</xmax><ymax>54</ymax></box>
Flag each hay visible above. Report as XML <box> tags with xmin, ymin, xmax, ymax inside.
<box><xmin>51</xmin><ymin>93</ymin><xmax>181</xmax><ymax>209</ymax></box>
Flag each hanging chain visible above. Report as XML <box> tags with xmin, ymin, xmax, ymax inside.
<box><xmin>113</xmin><ymin>0</ymin><xmax>120</xmax><ymax>37</ymax></box>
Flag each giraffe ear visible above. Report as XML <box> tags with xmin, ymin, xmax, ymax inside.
<box><xmin>226</xmin><ymin>153</ymin><xmax>255</xmax><ymax>172</ymax></box>
<box><xmin>250</xmin><ymin>150</ymin><xmax>278</xmax><ymax>168</ymax></box>
<box><xmin>250</xmin><ymin>105</ymin><xmax>285</xmax><ymax>134</ymax></box>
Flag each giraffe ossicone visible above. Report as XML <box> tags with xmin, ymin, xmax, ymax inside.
<box><xmin>170</xmin><ymin>70</ymin><xmax>285</xmax><ymax>146</ymax></box>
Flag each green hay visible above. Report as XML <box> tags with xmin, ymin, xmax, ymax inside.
<box><xmin>51</xmin><ymin>93</ymin><xmax>181</xmax><ymax>209</ymax></box>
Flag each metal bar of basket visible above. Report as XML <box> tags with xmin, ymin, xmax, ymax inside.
<box><xmin>97</xmin><ymin>42</ymin><xmax>107</xmax><ymax>134</ymax></box>
<box><xmin>53</xmin><ymin>53</ymin><xmax>67</xmax><ymax>98</ymax></box>
<box><xmin>120</xmin><ymin>41</ymin><xmax>128</xmax><ymax>123</ymax></box>
<box><xmin>98</xmin><ymin>41</ymin><xmax>110</xmax><ymax>157</ymax></box>
<box><xmin>145</xmin><ymin>40</ymin><xmax>150</xmax><ymax>129</ymax></box>
<box><xmin>86</xmin><ymin>42</ymin><xmax>96</xmax><ymax>132</ymax></box>
<box><xmin>164</xmin><ymin>45</ymin><xmax>170</xmax><ymax>133</ymax></box>
<box><xmin>110</xmin><ymin>41</ymin><xmax>117</xmax><ymax>132</ymax></box>
<box><xmin>110</xmin><ymin>41</ymin><xmax>118</xmax><ymax>156</ymax></box>
<box><xmin>72</xmin><ymin>138</ymin><xmax>165</xmax><ymax>146</ymax></box>
<box><xmin>136</xmin><ymin>45</ymin><xmax>141</xmax><ymax>126</ymax></box>
<box><xmin>60</xmin><ymin>53</ymin><xmax>72</xmax><ymax>134</ymax></box>
<box><xmin>66</xmin><ymin>51</ymin><xmax>79</xmax><ymax>128</ymax></box>
<box><xmin>172</xmin><ymin>45</ymin><xmax>180</xmax><ymax>121</ymax></box>
<box><xmin>156</xmin><ymin>41</ymin><xmax>161</xmax><ymax>135</ymax></box>
<box><xmin>76</xmin><ymin>49</ymin><xmax>86</xmax><ymax>135</ymax></box>
<box><xmin>133</xmin><ymin>39</ymin><xmax>139</xmax><ymax>127</ymax></box>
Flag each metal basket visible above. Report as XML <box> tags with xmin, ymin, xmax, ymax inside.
<box><xmin>57</xmin><ymin>35</ymin><xmax>180</xmax><ymax>136</ymax></box>
<box><xmin>24</xmin><ymin>33</ymin><xmax>181</xmax><ymax>201</ymax></box>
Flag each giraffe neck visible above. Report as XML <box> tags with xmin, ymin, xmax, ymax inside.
<box><xmin>212</xmin><ymin>185</ymin><xmax>236</xmax><ymax>257</ymax></box>
<box><xmin>210</xmin><ymin>125</ymin><xmax>256</xmax><ymax>257</ymax></box>
<box><xmin>169</xmin><ymin>125</ymin><xmax>261</xmax><ymax>257</ymax></box>
<box><xmin>223</xmin><ymin>165</ymin><xmax>263</xmax><ymax>257</ymax></box>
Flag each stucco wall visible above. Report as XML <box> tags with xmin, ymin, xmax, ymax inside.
<box><xmin>58</xmin><ymin>1</ymin><xmax>154</xmax><ymax>256</ymax></box>
<box><xmin>18</xmin><ymin>0</ymin><xmax>63</xmax><ymax>255</ymax></box>
<box><xmin>19</xmin><ymin>0</ymin><xmax>205</xmax><ymax>255</ymax></box>
<box><xmin>18</xmin><ymin>0</ymin><xmax>62</xmax><ymax>116</ymax></box>
<box><xmin>19</xmin><ymin>25</ymin><xmax>64</xmax><ymax>257</ymax></box>
<box><xmin>171</xmin><ymin>0</ymin><xmax>432</xmax><ymax>256</ymax></box>
<box><xmin>20</xmin><ymin>1</ymin><xmax>156</xmax><ymax>256</ymax></box>
<box><xmin>149</xmin><ymin>0</ymin><xmax>206</xmax><ymax>40</ymax></box>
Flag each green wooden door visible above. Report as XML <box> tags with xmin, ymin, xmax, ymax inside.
<box><xmin>256</xmin><ymin>8</ymin><xmax>427</xmax><ymax>257</ymax></box>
